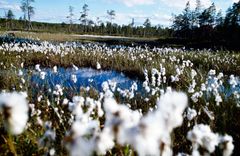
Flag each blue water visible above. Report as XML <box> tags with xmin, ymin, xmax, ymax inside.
<box><xmin>29</xmin><ymin>68</ymin><xmax>141</xmax><ymax>93</ymax></box>
<box><xmin>26</xmin><ymin>68</ymin><xmax>239</xmax><ymax>99</ymax></box>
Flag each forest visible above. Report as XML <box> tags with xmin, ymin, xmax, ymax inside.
<box><xmin>0</xmin><ymin>1</ymin><xmax>240</xmax><ymax>49</ymax></box>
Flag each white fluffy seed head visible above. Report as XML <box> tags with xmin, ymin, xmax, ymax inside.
<box><xmin>156</xmin><ymin>91</ymin><xmax>188</xmax><ymax>129</ymax></box>
<box><xmin>0</xmin><ymin>92</ymin><xmax>29</xmax><ymax>135</ymax></box>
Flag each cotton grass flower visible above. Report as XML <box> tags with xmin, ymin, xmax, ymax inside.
<box><xmin>220</xmin><ymin>135</ymin><xmax>234</xmax><ymax>156</ymax></box>
<box><xmin>71</xmin><ymin>74</ymin><xmax>77</xmax><ymax>83</ymax></box>
<box><xmin>35</xmin><ymin>64</ymin><xmax>41</xmax><ymax>72</ymax></box>
<box><xmin>156</xmin><ymin>90</ymin><xmax>188</xmax><ymax>130</ymax></box>
<box><xmin>0</xmin><ymin>92</ymin><xmax>29</xmax><ymax>135</ymax></box>
<box><xmin>103</xmin><ymin>90</ymin><xmax>188</xmax><ymax>156</ymax></box>
<box><xmin>40</xmin><ymin>71</ymin><xmax>46</xmax><ymax>80</ymax></box>
<box><xmin>187</xmin><ymin>124</ymin><xmax>219</xmax><ymax>153</ymax></box>
<box><xmin>18</xmin><ymin>69</ymin><xmax>23</xmax><ymax>76</ymax></box>
<box><xmin>186</xmin><ymin>107</ymin><xmax>197</xmax><ymax>121</ymax></box>
<box><xmin>96</xmin><ymin>62</ymin><xmax>101</xmax><ymax>70</ymax></box>
<box><xmin>53</xmin><ymin>66</ymin><xmax>58</xmax><ymax>73</ymax></box>
<box><xmin>187</xmin><ymin>124</ymin><xmax>234</xmax><ymax>155</ymax></box>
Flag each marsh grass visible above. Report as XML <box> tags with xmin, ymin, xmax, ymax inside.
<box><xmin>1</xmin><ymin>31</ymin><xmax>158</xmax><ymax>43</ymax></box>
<box><xmin>0</xmin><ymin>43</ymin><xmax>240</xmax><ymax>155</ymax></box>
<box><xmin>1</xmin><ymin>48</ymin><xmax>239</xmax><ymax>80</ymax></box>
<box><xmin>1</xmin><ymin>31</ymin><xmax>81</xmax><ymax>42</ymax></box>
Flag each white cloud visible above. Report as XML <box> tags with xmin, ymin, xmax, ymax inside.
<box><xmin>0</xmin><ymin>0</ymin><xmax>20</xmax><ymax>11</ymax></box>
<box><xmin>109</xmin><ymin>0</ymin><xmax>213</xmax><ymax>8</ymax></box>
<box><xmin>110</xmin><ymin>0</ymin><xmax>217</xmax><ymax>26</ymax></box>
<box><xmin>159</xmin><ymin>0</ymin><xmax>212</xmax><ymax>10</ymax></box>
<box><xmin>114</xmin><ymin>11</ymin><xmax>171</xmax><ymax>26</ymax></box>
<box><xmin>152</xmin><ymin>13</ymin><xmax>172</xmax><ymax>26</ymax></box>
<box><xmin>109</xmin><ymin>0</ymin><xmax>155</xmax><ymax>7</ymax></box>
<box><xmin>232</xmin><ymin>0</ymin><xmax>239</xmax><ymax>3</ymax></box>
<box><xmin>114</xmin><ymin>12</ymin><xmax>144</xmax><ymax>25</ymax></box>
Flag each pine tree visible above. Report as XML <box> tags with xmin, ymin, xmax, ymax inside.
<box><xmin>67</xmin><ymin>6</ymin><xmax>74</xmax><ymax>32</ymax></box>
<box><xmin>199</xmin><ymin>3</ymin><xmax>216</xmax><ymax>27</ymax></box>
<box><xmin>107</xmin><ymin>10</ymin><xmax>116</xmax><ymax>35</ymax></box>
<box><xmin>193</xmin><ymin>0</ymin><xmax>202</xmax><ymax>27</ymax></box>
<box><xmin>21</xmin><ymin>0</ymin><xmax>35</xmax><ymax>30</ymax></box>
<box><xmin>107</xmin><ymin>10</ymin><xmax>116</xmax><ymax>24</ymax></box>
<box><xmin>79</xmin><ymin>4</ymin><xmax>89</xmax><ymax>32</ymax></box>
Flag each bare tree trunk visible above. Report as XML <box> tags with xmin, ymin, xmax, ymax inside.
<box><xmin>26</xmin><ymin>0</ymin><xmax>32</xmax><ymax>31</ymax></box>
<box><xmin>5</xmin><ymin>19</ymin><xmax>8</xmax><ymax>30</ymax></box>
<box><xmin>10</xmin><ymin>20</ymin><xmax>13</xmax><ymax>30</ymax></box>
<box><xmin>27</xmin><ymin>10</ymin><xmax>31</xmax><ymax>30</ymax></box>
<box><xmin>28</xmin><ymin>18</ymin><xmax>33</xmax><ymax>30</ymax></box>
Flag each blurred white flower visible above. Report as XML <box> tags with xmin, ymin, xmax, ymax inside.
<box><xmin>0</xmin><ymin>92</ymin><xmax>29</xmax><ymax>135</ymax></box>
<box><xmin>71</xmin><ymin>74</ymin><xmax>77</xmax><ymax>83</ymax></box>
<box><xmin>49</xmin><ymin>148</ymin><xmax>55</xmax><ymax>156</ymax></box>
<box><xmin>18</xmin><ymin>69</ymin><xmax>23</xmax><ymax>76</ymax></box>
<box><xmin>53</xmin><ymin>84</ymin><xmax>63</xmax><ymax>96</ymax></box>
<box><xmin>217</xmin><ymin>72</ymin><xmax>224</xmax><ymax>79</ymax></box>
<box><xmin>187</xmin><ymin>124</ymin><xmax>233</xmax><ymax>154</ymax></box>
<box><xmin>96</xmin><ymin>62</ymin><xmax>101</xmax><ymax>70</ymax></box>
<box><xmin>191</xmin><ymin>69</ymin><xmax>197</xmax><ymax>79</ymax></box>
<box><xmin>35</xmin><ymin>64</ymin><xmax>41</xmax><ymax>72</ymax></box>
<box><xmin>53</xmin><ymin>66</ymin><xmax>58</xmax><ymax>73</ymax></box>
<box><xmin>156</xmin><ymin>90</ymin><xmax>188</xmax><ymax>130</ymax></box>
<box><xmin>201</xmin><ymin>83</ymin><xmax>206</xmax><ymax>91</ymax></box>
<box><xmin>229</xmin><ymin>75</ymin><xmax>237</xmax><ymax>88</ymax></box>
<box><xmin>62</xmin><ymin>98</ymin><xmax>69</xmax><ymax>105</ymax></box>
<box><xmin>72</xmin><ymin>64</ymin><xmax>79</xmax><ymax>71</ymax></box>
<box><xmin>215</xmin><ymin>93</ymin><xmax>222</xmax><ymax>106</ymax></box>
<box><xmin>40</xmin><ymin>71</ymin><xmax>46</xmax><ymax>80</ymax></box>
<box><xmin>186</xmin><ymin>107</ymin><xmax>197</xmax><ymax>121</ymax></box>
<box><xmin>220</xmin><ymin>135</ymin><xmax>234</xmax><ymax>156</ymax></box>
<box><xmin>102</xmin><ymin>81</ymin><xmax>109</xmax><ymax>92</ymax></box>
<box><xmin>208</xmin><ymin>69</ymin><xmax>216</xmax><ymax>76</ymax></box>
<box><xmin>95</xmin><ymin>128</ymin><xmax>115</xmax><ymax>155</ymax></box>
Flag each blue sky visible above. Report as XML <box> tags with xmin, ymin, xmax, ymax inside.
<box><xmin>0</xmin><ymin>0</ymin><xmax>238</xmax><ymax>26</ymax></box>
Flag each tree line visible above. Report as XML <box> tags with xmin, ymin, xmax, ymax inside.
<box><xmin>172</xmin><ymin>0</ymin><xmax>240</xmax><ymax>49</ymax></box>
<box><xmin>0</xmin><ymin>0</ymin><xmax>170</xmax><ymax>38</ymax></box>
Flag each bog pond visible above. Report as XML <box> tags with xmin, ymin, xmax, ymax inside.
<box><xmin>28</xmin><ymin>67</ymin><xmax>142</xmax><ymax>93</ymax></box>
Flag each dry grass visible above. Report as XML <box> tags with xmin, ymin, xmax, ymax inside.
<box><xmin>0</xmin><ymin>31</ymin><xmax>158</xmax><ymax>43</ymax></box>
<box><xmin>9</xmin><ymin>31</ymin><xmax>80</xmax><ymax>41</ymax></box>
